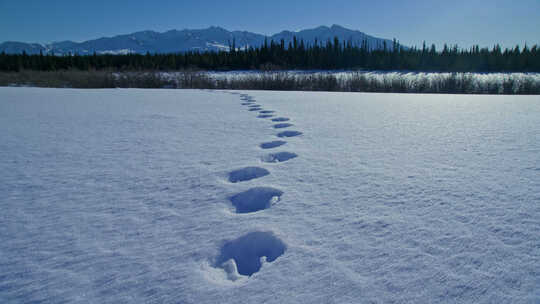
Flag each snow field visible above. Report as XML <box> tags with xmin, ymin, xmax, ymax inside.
<box><xmin>198</xmin><ymin>90</ymin><xmax>540</xmax><ymax>303</ymax></box>
<box><xmin>212</xmin><ymin>91</ymin><xmax>302</xmax><ymax>278</ymax></box>
<box><xmin>1</xmin><ymin>88</ymin><xmax>539</xmax><ymax>303</ymax></box>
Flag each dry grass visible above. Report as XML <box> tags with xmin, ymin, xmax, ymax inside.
<box><xmin>1</xmin><ymin>70</ymin><xmax>538</xmax><ymax>94</ymax></box>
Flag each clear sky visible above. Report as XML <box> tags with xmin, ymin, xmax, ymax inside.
<box><xmin>1</xmin><ymin>0</ymin><xmax>539</xmax><ymax>49</ymax></box>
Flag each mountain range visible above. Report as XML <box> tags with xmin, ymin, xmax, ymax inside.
<box><xmin>0</xmin><ymin>25</ymin><xmax>399</xmax><ymax>55</ymax></box>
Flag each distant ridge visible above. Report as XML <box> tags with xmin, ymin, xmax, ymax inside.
<box><xmin>0</xmin><ymin>25</ymin><xmax>400</xmax><ymax>55</ymax></box>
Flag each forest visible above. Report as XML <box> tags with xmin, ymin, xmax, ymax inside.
<box><xmin>1</xmin><ymin>37</ymin><xmax>539</xmax><ymax>72</ymax></box>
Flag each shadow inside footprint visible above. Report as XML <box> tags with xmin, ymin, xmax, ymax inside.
<box><xmin>260</xmin><ymin>141</ymin><xmax>287</xmax><ymax>149</ymax></box>
<box><xmin>259</xmin><ymin>110</ymin><xmax>275</xmax><ymax>114</ymax></box>
<box><xmin>215</xmin><ymin>231</ymin><xmax>286</xmax><ymax>277</ymax></box>
<box><xmin>273</xmin><ymin>123</ymin><xmax>293</xmax><ymax>129</ymax></box>
<box><xmin>228</xmin><ymin>167</ymin><xmax>270</xmax><ymax>183</ymax></box>
<box><xmin>261</xmin><ymin>152</ymin><xmax>298</xmax><ymax>163</ymax></box>
<box><xmin>272</xmin><ymin>117</ymin><xmax>290</xmax><ymax>122</ymax></box>
<box><xmin>277</xmin><ymin>130</ymin><xmax>302</xmax><ymax>137</ymax></box>
<box><xmin>258</xmin><ymin>114</ymin><xmax>274</xmax><ymax>118</ymax></box>
<box><xmin>249</xmin><ymin>108</ymin><xmax>262</xmax><ymax>111</ymax></box>
<box><xmin>230</xmin><ymin>187</ymin><xmax>283</xmax><ymax>213</ymax></box>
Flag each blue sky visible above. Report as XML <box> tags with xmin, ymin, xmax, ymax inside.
<box><xmin>1</xmin><ymin>0</ymin><xmax>539</xmax><ymax>49</ymax></box>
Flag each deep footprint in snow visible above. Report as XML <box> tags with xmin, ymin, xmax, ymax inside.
<box><xmin>257</xmin><ymin>114</ymin><xmax>274</xmax><ymax>118</ymax></box>
<box><xmin>260</xmin><ymin>141</ymin><xmax>287</xmax><ymax>149</ymax></box>
<box><xmin>249</xmin><ymin>108</ymin><xmax>262</xmax><ymax>111</ymax></box>
<box><xmin>272</xmin><ymin>117</ymin><xmax>290</xmax><ymax>122</ymax></box>
<box><xmin>261</xmin><ymin>152</ymin><xmax>298</xmax><ymax>163</ymax></box>
<box><xmin>259</xmin><ymin>110</ymin><xmax>275</xmax><ymax>114</ymax></box>
<box><xmin>215</xmin><ymin>231</ymin><xmax>286</xmax><ymax>278</ymax></box>
<box><xmin>229</xmin><ymin>187</ymin><xmax>283</xmax><ymax>213</ymax></box>
<box><xmin>228</xmin><ymin>167</ymin><xmax>270</xmax><ymax>183</ymax></box>
<box><xmin>277</xmin><ymin>130</ymin><xmax>302</xmax><ymax>137</ymax></box>
<box><xmin>241</xmin><ymin>102</ymin><xmax>253</xmax><ymax>105</ymax></box>
<box><xmin>273</xmin><ymin>123</ymin><xmax>293</xmax><ymax>129</ymax></box>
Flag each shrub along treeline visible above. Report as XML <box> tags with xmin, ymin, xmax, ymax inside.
<box><xmin>1</xmin><ymin>38</ymin><xmax>539</xmax><ymax>72</ymax></box>
<box><xmin>2</xmin><ymin>70</ymin><xmax>538</xmax><ymax>94</ymax></box>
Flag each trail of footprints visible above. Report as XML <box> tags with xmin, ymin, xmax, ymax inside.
<box><xmin>213</xmin><ymin>92</ymin><xmax>303</xmax><ymax>280</ymax></box>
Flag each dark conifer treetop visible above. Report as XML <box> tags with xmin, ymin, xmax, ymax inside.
<box><xmin>1</xmin><ymin>37</ymin><xmax>539</xmax><ymax>72</ymax></box>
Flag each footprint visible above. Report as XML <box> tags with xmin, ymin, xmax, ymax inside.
<box><xmin>257</xmin><ymin>114</ymin><xmax>274</xmax><ymax>118</ymax></box>
<box><xmin>277</xmin><ymin>131</ymin><xmax>302</xmax><ymax>138</ymax></box>
<box><xmin>260</xmin><ymin>141</ymin><xmax>287</xmax><ymax>149</ymax></box>
<box><xmin>273</xmin><ymin>123</ymin><xmax>293</xmax><ymax>129</ymax></box>
<box><xmin>261</xmin><ymin>152</ymin><xmax>298</xmax><ymax>163</ymax></box>
<box><xmin>248</xmin><ymin>104</ymin><xmax>261</xmax><ymax>108</ymax></box>
<box><xmin>241</xmin><ymin>102</ymin><xmax>253</xmax><ymax>105</ymax></box>
<box><xmin>249</xmin><ymin>108</ymin><xmax>262</xmax><ymax>111</ymax></box>
<box><xmin>230</xmin><ymin>187</ymin><xmax>283</xmax><ymax>213</ymax></box>
<box><xmin>215</xmin><ymin>231</ymin><xmax>286</xmax><ymax>277</ymax></box>
<box><xmin>272</xmin><ymin>117</ymin><xmax>290</xmax><ymax>122</ymax></box>
<box><xmin>228</xmin><ymin>167</ymin><xmax>270</xmax><ymax>183</ymax></box>
<box><xmin>259</xmin><ymin>110</ymin><xmax>275</xmax><ymax>114</ymax></box>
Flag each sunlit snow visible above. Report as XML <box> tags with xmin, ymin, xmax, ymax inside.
<box><xmin>1</xmin><ymin>88</ymin><xmax>539</xmax><ymax>303</ymax></box>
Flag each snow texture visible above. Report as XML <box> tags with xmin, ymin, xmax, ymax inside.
<box><xmin>261</xmin><ymin>152</ymin><xmax>298</xmax><ymax>163</ymax></box>
<box><xmin>215</xmin><ymin>231</ymin><xmax>286</xmax><ymax>276</ymax></box>
<box><xmin>260</xmin><ymin>140</ymin><xmax>287</xmax><ymax>149</ymax></box>
<box><xmin>229</xmin><ymin>187</ymin><xmax>283</xmax><ymax>213</ymax></box>
<box><xmin>277</xmin><ymin>130</ymin><xmax>303</xmax><ymax>137</ymax></box>
<box><xmin>227</xmin><ymin>167</ymin><xmax>270</xmax><ymax>183</ymax></box>
<box><xmin>1</xmin><ymin>87</ymin><xmax>539</xmax><ymax>303</ymax></box>
<box><xmin>273</xmin><ymin>123</ymin><xmax>294</xmax><ymax>129</ymax></box>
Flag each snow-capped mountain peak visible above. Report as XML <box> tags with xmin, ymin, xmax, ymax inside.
<box><xmin>0</xmin><ymin>25</ymin><xmax>399</xmax><ymax>55</ymax></box>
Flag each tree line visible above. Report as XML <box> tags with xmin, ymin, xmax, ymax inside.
<box><xmin>1</xmin><ymin>37</ymin><xmax>539</xmax><ymax>72</ymax></box>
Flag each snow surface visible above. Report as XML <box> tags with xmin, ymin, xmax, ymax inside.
<box><xmin>98</xmin><ymin>49</ymin><xmax>135</xmax><ymax>55</ymax></box>
<box><xmin>1</xmin><ymin>87</ymin><xmax>539</xmax><ymax>303</ymax></box>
